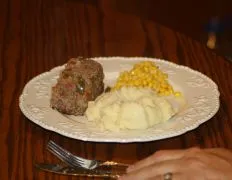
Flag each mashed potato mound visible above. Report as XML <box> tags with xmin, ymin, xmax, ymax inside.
<box><xmin>85</xmin><ymin>87</ymin><xmax>175</xmax><ymax>131</ymax></box>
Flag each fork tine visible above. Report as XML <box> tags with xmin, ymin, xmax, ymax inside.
<box><xmin>72</xmin><ymin>154</ymin><xmax>87</xmax><ymax>163</ymax></box>
<box><xmin>47</xmin><ymin>141</ymin><xmax>83</xmax><ymax>167</ymax></box>
<box><xmin>66</xmin><ymin>152</ymin><xmax>92</xmax><ymax>168</ymax></box>
<box><xmin>66</xmin><ymin>154</ymin><xmax>85</xmax><ymax>167</ymax></box>
<box><xmin>48</xmin><ymin>141</ymin><xmax>86</xmax><ymax>165</ymax></box>
<box><xmin>47</xmin><ymin>143</ymin><xmax>74</xmax><ymax>167</ymax></box>
<box><xmin>48</xmin><ymin>141</ymin><xmax>71</xmax><ymax>156</ymax></box>
<box><xmin>48</xmin><ymin>141</ymin><xmax>74</xmax><ymax>159</ymax></box>
<box><xmin>47</xmin><ymin>141</ymin><xmax>86</xmax><ymax>168</ymax></box>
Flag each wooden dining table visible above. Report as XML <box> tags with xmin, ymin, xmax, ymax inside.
<box><xmin>1</xmin><ymin>0</ymin><xmax>232</xmax><ymax>179</ymax></box>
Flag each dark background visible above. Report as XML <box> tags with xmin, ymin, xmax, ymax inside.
<box><xmin>106</xmin><ymin>0</ymin><xmax>232</xmax><ymax>59</ymax></box>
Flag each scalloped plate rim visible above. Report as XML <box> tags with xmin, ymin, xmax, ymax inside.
<box><xmin>19</xmin><ymin>56</ymin><xmax>220</xmax><ymax>143</ymax></box>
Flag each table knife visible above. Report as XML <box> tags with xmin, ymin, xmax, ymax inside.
<box><xmin>35</xmin><ymin>163</ymin><xmax>126</xmax><ymax>179</ymax></box>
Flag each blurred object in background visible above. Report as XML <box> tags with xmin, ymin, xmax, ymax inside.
<box><xmin>206</xmin><ymin>17</ymin><xmax>220</xmax><ymax>49</ymax></box>
<box><xmin>206</xmin><ymin>16</ymin><xmax>232</xmax><ymax>61</ymax></box>
<box><xmin>105</xmin><ymin>0</ymin><xmax>232</xmax><ymax>61</ymax></box>
<box><xmin>113</xmin><ymin>0</ymin><xmax>232</xmax><ymax>61</ymax></box>
<box><xmin>113</xmin><ymin>0</ymin><xmax>232</xmax><ymax>43</ymax></box>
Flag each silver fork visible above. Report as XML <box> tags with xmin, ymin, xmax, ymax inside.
<box><xmin>47</xmin><ymin>140</ymin><xmax>130</xmax><ymax>170</ymax></box>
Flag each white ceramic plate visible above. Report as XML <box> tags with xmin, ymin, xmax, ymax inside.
<box><xmin>19</xmin><ymin>57</ymin><xmax>220</xmax><ymax>143</ymax></box>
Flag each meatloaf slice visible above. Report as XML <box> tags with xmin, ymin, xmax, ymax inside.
<box><xmin>50</xmin><ymin>57</ymin><xmax>104</xmax><ymax>115</ymax></box>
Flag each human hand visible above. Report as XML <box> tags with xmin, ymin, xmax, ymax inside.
<box><xmin>119</xmin><ymin>147</ymin><xmax>232</xmax><ymax>180</ymax></box>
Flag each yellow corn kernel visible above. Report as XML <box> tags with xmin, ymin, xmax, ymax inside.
<box><xmin>142</xmin><ymin>80</ymin><xmax>147</xmax><ymax>86</ymax></box>
<box><xmin>148</xmin><ymin>82</ymin><xmax>153</xmax><ymax>88</ymax></box>
<box><xmin>174</xmin><ymin>92</ymin><xmax>181</xmax><ymax>97</ymax></box>
<box><xmin>134</xmin><ymin>80</ymin><xmax>140</xmax><ymax>86</ymax></box>
<box><xmin>163</xmin><ymin>73</ymin><xmax>168</xmax><ymax>79</ymax></box>
<box><xmin>143</xmin><ymin>67</ymin><xmax>149</xmax><ymax>73</ymax></box>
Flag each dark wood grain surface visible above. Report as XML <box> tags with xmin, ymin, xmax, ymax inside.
<box><xmin>0</xmin><ymin>0</ymin><xmax>232</xmax><ymax>179</ymax></box>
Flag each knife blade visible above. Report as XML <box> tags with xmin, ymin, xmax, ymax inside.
<box><xmin>35</xmin><ymin>163</ymin><xmax>126</xmax><ymax>179</ymax></box>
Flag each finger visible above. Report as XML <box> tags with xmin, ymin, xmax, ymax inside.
<box><xmin>119</xmin><ymin>159</ymin><xmax>183</xmax><ymax>180</ymax></box>
<box><xmin>127</xmin><ymin>149</ymin><xmax>184</xmax><ymax>173</ymax></box>
<box><xmin>205</xmin><ymin>148</ymin><xmax>232</xmax><ymax>161</ymax></box>
<box><xmin>127</xmin><ymin>147</ymin><xmax>200</xmax><ymax>173</ymax></box>
<box><xmin>151</xmin><ymin>173</ymin><xmax>188</xmax><ymax>180</ymax></box>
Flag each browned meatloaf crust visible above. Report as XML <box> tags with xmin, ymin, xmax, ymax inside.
<box><xmin>50</xmin><ymin>57</ymin><xmax>104</xmax><ymax>115</ymax></box>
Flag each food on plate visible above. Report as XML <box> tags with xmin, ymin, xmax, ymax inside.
<box><xmin>50</xmin><ymin>57</ymin><xmax>104</xmax><ymax>115</ymax></box>
<box><xmin>85</xmin><ymin>87</ymin><xmax>175</xmax><ymax>131</ymax></box>
<box><xmin>112</xmin><ymin>61</ymin><xmax>181</xmax><ymax>97</ymax></box>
